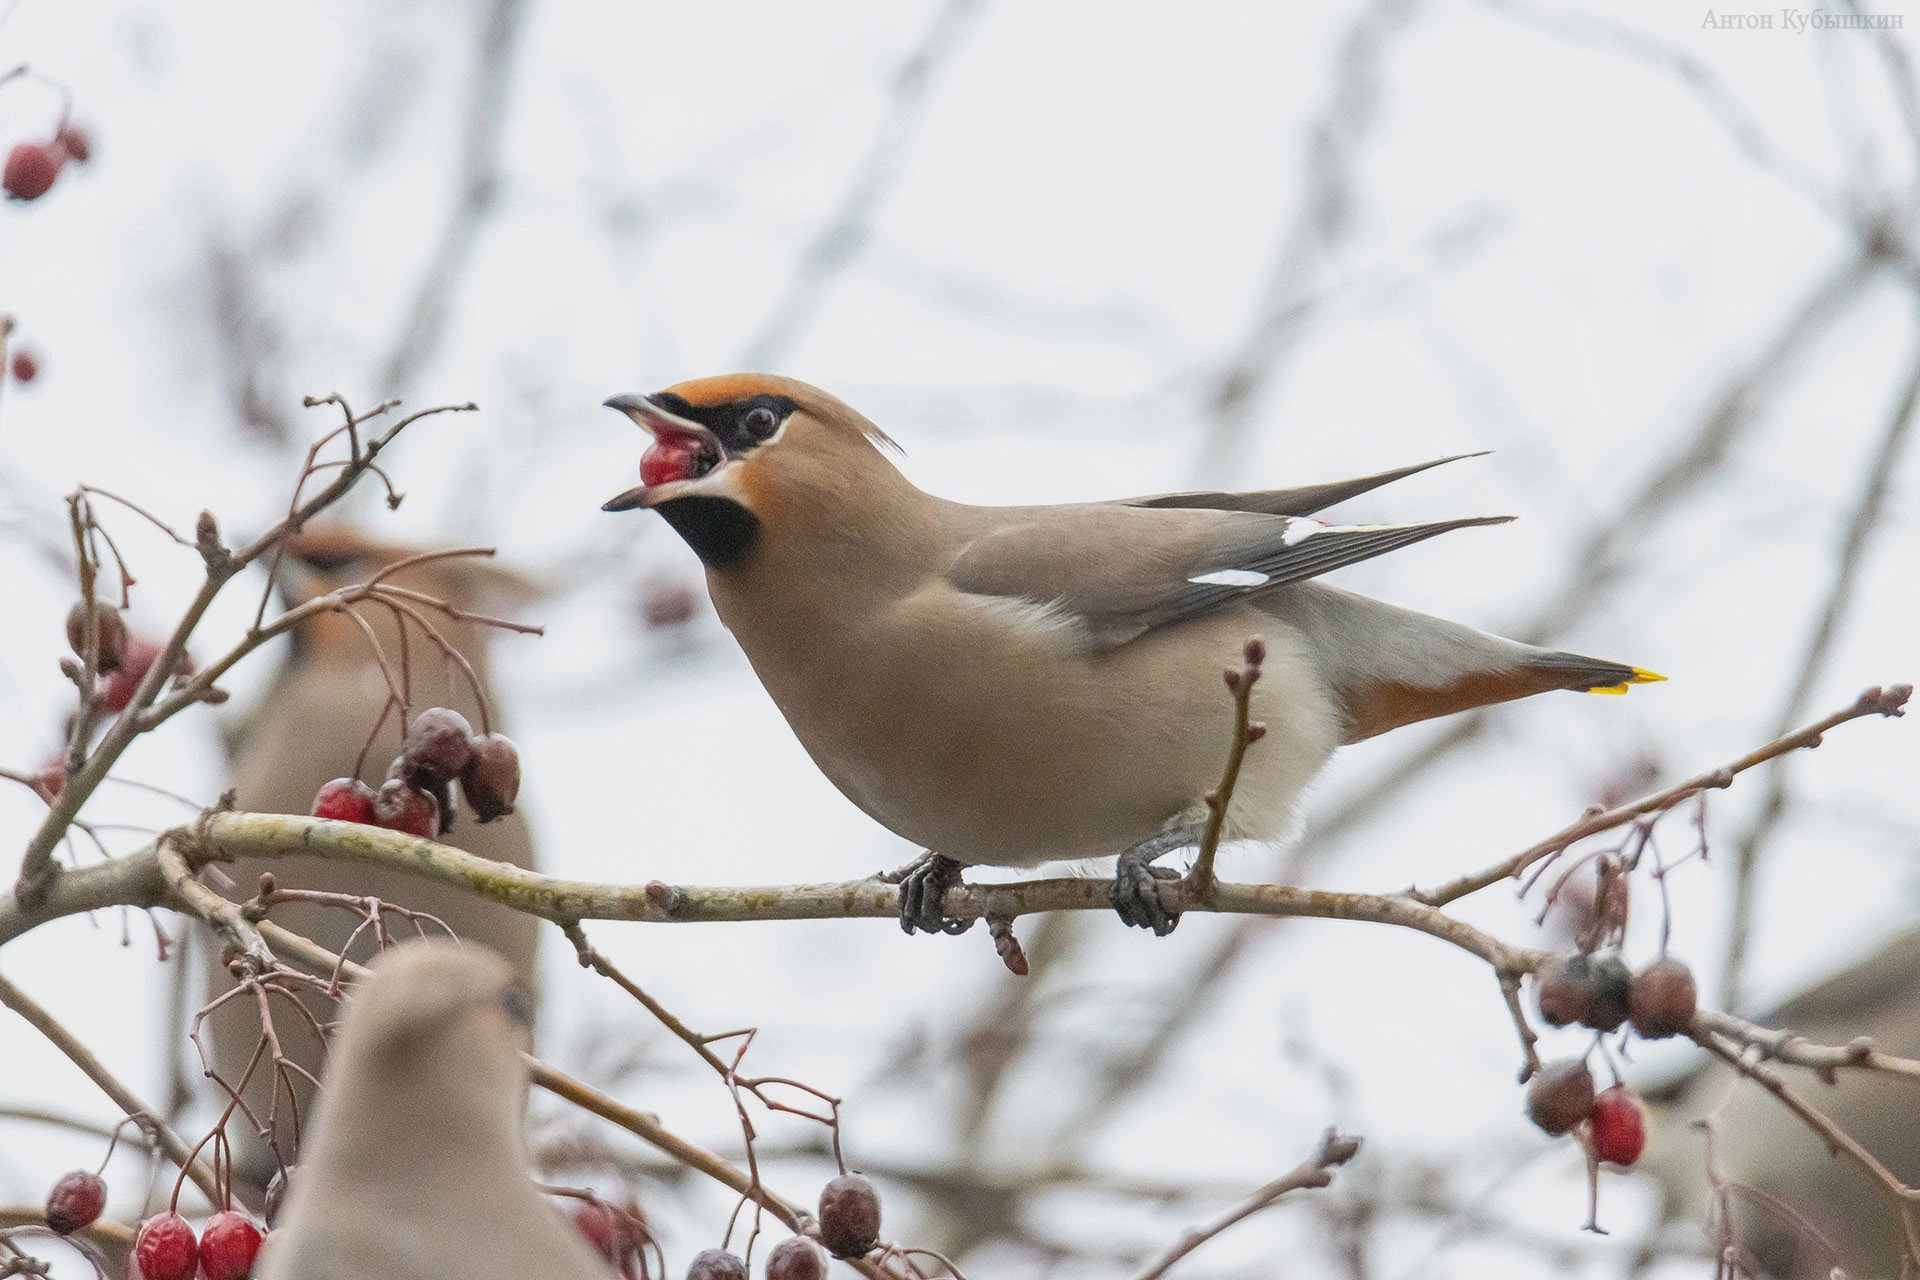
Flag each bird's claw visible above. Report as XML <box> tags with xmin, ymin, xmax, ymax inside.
<box><xmin>894</xmin><ymin>852</ymin><xmax>973</xmax><ymax>936</ymax></box>
<box><xmin>1111</xmin><ymin>855</ymin><xmax>1181</xmax><ymax>936</ymax></box>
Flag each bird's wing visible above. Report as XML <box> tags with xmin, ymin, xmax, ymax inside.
<box><xmin>946</xmin><ymin>503</ymin><xmax>1512</xmax><ymax>649</ymax></box>
<box><xmin>1117</xmin><ymin>453</ymin><xmax>1487</xmax><ymax>517</ymax></box>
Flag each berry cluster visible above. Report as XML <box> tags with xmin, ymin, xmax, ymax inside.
<box><xmin>41</xmin><ymin>1168</ymin><xmax>265</xmax><ymax>1280</ymax></box>
<box><xmin>60</xmin><ymin>599</ymin><xmax>183</xmax><ymax>714</ymax></box>
<box><xmin>310</xmin><ymin>708</ymin><xmax>520</xmax><ymax>841</ymax></box>
<box><xmin>1523</xmin><ymin>953</ymin><xmax>1697</xmax><ymax>1170</ymax></box>
<box><xmin>569</xmin><ymin>1173</ymin><xmax>874</xmax><ymax>1279</ymax></box>
<box><xmin>3</xmin><ymin>122</ymin><xmax>91</xmax><ymax>202</ymax></box>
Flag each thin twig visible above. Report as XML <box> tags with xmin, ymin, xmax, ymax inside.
<box><xmin>1127</xmin><ymin>1129</ymin><xmax>1362</xmax><ymax>1280</ymax></box>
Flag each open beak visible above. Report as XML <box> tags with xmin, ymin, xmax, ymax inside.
<box><xmin>601</xmin><ymin>393</ymin><xmax>727</xmax><ymax>512</ymax></box>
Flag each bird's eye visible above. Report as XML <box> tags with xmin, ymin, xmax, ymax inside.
<box><xmin>741</xmin><ymin>406</ymin><xmax>780</xmax><ymax>440</ymax></box>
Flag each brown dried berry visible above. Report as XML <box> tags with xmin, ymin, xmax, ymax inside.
<box><xmin>461</xmin><ymin>732</ymin><xmax>521</xmax><ymax>823</ymax></box>
<box><xmin>764</xmin><ymin>1237</ymin><xmax>826</xmax><ymax>1280</ymax></box>
<box><xmin>1629</xmin><ymin>956</ymin><xmax>1698</xmax><ymax>1039</ymax></box>
<box><xmin>45</xmin><ymin>1169</ymin><xmax>106</xmax><ymax>1235</ymax></box>
<box><xmin>817</xmin><ymin>1173</ymin><xmax>881</xmax><ymax>1259</ymax></box>
<box><xmin>55</xmin><ymin>124</ymin><xmax>92</xmax><ymax>163</ymax></box>
<box><xmin>686</xmin><ymin>1247</ymin><xmax>747</xmax><ymax>1280</ymax></box>
<box><xmin>133</xmin><ymin>1212</ymin><xmax>198</xmax><ymax>1280</ymax></box>
<box><xmin>11</xmin><ymin>348</ymin><xmax>39</xmax><ymax>383</ymax></box>
<box><xmin>373</xmin><ymin>779</ymin><xmax>441</xmax><ymax>840</ymax></box>
<box><xmin>401</xmin><ymin>707</ymin><xmax>474</xmax><ymax>785</ymax></box>
<box><xmin>198</xmin><ymin>1210</ymin><xmax>263</xmax><ymax>1280</ymax></box>
<box><xmin>4</xmin><ymin>141</ymin><xmax>63</xmax><ymax>200</ymax></box>
<box><xmin>1525</xmin><ymin>1058</ymin><xmax>1596</xmax><ymax>1136</ymax></box>
<box><xmin>312</xmin><ymin>778</ymin><xmax>377</xmax><ymax>825</ymax></box>
<box><xmin>65</xmin><ymin>601</ymin><xmax>129</xmax><ymax>674</ymax></box>
<box><xmin>1583</xmin><ymin>951</ymin><xmax>1634</xmax><ymax>1031</ymax></box>
<box><xmin>1534</xmin><ymin>954</ymin><xmax>1597</xmax><ymax>1028</ymax></box>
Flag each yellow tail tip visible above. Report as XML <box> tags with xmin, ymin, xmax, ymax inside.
<box><xmin>1587</xmin><ymin>668</ymin><xmax>1667</xmax><ymax>695</ymax></box>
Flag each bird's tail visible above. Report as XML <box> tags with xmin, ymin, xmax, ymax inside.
<box><xmin>1271</xmin><ymin>583</ymin><xmax>1663</xmax><ymax>744</ymax></box>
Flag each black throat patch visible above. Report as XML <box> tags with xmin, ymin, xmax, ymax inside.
<box><xmin>652</xmin><ymin>495</ymin><xmax>761</xmax><ymax>571</ymax></box>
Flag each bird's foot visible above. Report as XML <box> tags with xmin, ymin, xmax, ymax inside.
<box><xmin>1110</xmin><ymin>828</ymin><xmax>1195</xmax><ymax>936</ymax></box>
<box><xmin>885</xmin><ymin>851</ymin><xmax>973</xmax><ymax>936</ymax></box>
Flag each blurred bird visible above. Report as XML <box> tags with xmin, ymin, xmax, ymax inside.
<box><xmin>258</xmin><ymin>939</ymin><xmax>614</xmax><ymax>1280</ymax></box>
<box><xmin>201</xmin><ymin>526</ymin><xmax>542</xmax><ymax>1177</ymax></box>
<box><xmin>1644</xmin><ymin>929</ymin><xmax>1920</xmax><ymax>1279</ymax></box>
<box><xmin>600</xmin><ymin>374</ymin><xmax>1662</xmax><ymax>935</ymax></box>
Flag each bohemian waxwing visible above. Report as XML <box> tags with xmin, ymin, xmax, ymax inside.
<box><xmin>204</xmin><ymin>525</ymin><xmax>542</xmax><ymax>1180</ymax></box>
<box><xmin>258</xmin><ymin>940</ymin><xmax>614</xmax><ymax>1280</ymax></box>
<box><xmin>601</xmin><ymin>375</ymin><xmax>1662</xmax><ymax>936</ymax></box>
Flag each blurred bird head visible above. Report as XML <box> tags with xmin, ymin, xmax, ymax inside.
<box><xmin>600</xmin><ymin>374</ymin><xmax>904</xmax><ymax>570</ymax></box>
<box><xmin>345</xmin><ymin>939</ymin><xmax>534</xmax><ymax>1085</ymax></box>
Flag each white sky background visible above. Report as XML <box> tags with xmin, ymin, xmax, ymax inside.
<box><xmin>2</xmin><ymin>0</ymin><xmax>1918</xmax><ymax>1276</ymax></box>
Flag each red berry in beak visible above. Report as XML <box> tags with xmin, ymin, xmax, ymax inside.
<box><xmin>1590</xmin><ymin>1084</ymin><xmax>1646</xmax><ymax>1166</ymax></box>
<box><xmin>45</xmin><ymin>1169</ymin><xmax>106</xmax><ymax>1235</ymax></box>
<box><xmin>4</xmin><ymin>141</ymin><xmax>64</xmax><ymax>200</ymax></box>
<box><xmin>198</xmin><ymin>1210</ymin><xmax>263</xmax><ymax>1280</ymax></box>
<box><xmin>311</xmin><ymin>778</ymin><xmax>378</xmax><ymax>825</ymax></box>
<box><xmin>11</xmin><ymin>348</ymin><xmax>39</xmax><ymax>383</ymax></box>
<box><xmin>640</xmin><ymin>440</ymin><xmax>698</xmax><ymax>487</ymax></box>
<box><xmin>132</xmin><ymin>1212</ymin><xmax>198</xmax><ymax>1280</ymax></box>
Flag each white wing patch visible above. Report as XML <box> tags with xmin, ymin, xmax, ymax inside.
<box><xmin>1281</xmin><ymin>518</ymin><xmax>1328</xmax><ymax>546</ymax></box>
<box><xmin>1187</xmin><ymin>568</ymin><xmax>1271</xmax><ymax>587</ymax></box>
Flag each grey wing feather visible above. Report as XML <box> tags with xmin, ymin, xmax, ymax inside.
<box><xmin>1126</xmin><ymin>514</ymin><xmax>1514</xmax><ymax>643</ymax></box>
<box><xmin>1120</xmin><ymin>453</ymin><xmax>1488</xmax><ymax>517</ymax></box>
<box><xmin>946</xmin><ymin>500</ymin><xmax>1513</xmax><ymax>649</ymax></box>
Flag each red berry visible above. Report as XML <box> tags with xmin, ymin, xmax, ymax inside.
<box><xmin>1629</xmin><ymin>956</ymin><xmax>1698</xmax><ymax>1040</ymax></box>
<box><xmin>764</xmin><ymin>1237</ymin><xmax>826</xmax><ymax>1280</ymax></box>
<box><xmin>1590</xmin><ymin>1084</ymin><xmax>1647</xmax><ymax>1166</ymax></box>
<box><xmin>31</xmin><ymin>755</ymin><xmax>66</xmax><ymax>804</ymax></box>
<box><xmin>311</xmin><ymin>778</ymin><xmax>377</xmax><ymax>825</ymax></box>
<box><xmin>100</xmin><ymin>636</ymin><xmax>164</xmax><ymax>713</ymax></box>
<box><xmin>817</xmin><ymin>1173</ymin><xmax>881</xmax><ymax>1259</ymax></box>
<box><xmin>686</xmin><ymin>1247</ymin><xmax>746</xmax><ymax>1280</ymax></box>
<box><xmin>573</xmin><ymin>1201</ymin><xmax>619</xmax><ymax>1261</ymax></box>
<box><xmin>11</xmin><ymin>348</ymin><xmax>38</xmax><ymax>383</ymax></box>
<box><xmin>4</xmin><ymin>141</ymin><xmax>64</xmax><ymax>200</ymax></box>
<box><xmin>401</xmin><ymin>707</ymin><xmax>474</xmax><ymax>785</ymax></box>
<box><xmin>198</xmin><ymin>1211</ymin><xmax>262</xmax><ymax>1280</ymax></box>
<box><xmin>133</xmin><ymin>1212</ymin><xmax>198</xmax><ymax>1280</ymax></box>
<box><xmin>640</xmin><ymin>440</ymin><xmax>697</xmax><ymax>487</ymax></box>
<box><xmin>460</xmin><ymin>733</ymin><xmax>521</xmax><ymax>823</ymax></box>
<box><xmin>373</xmin><ymin>779</ymin><xmax>441</xmax><ymax>839</ymax></box>
<box><xmin>66</xmin><ymin>600</ymin><xmax>129</xmax><ymax>673</ymax></box>
<box><xmin>1525</xmin><ymin>1058</ymin><xmax>1596</xmax><ymax>1136</ymax></box>
<box><xmin>45</xmin><ymin>1169</ymin><xmax>106</xmax><ymax>1235</ymax></box>
<box><xmin>55</xmin><ymin>124</ymin><xmax>92</xmax><ymax>163</ymax></box>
